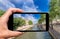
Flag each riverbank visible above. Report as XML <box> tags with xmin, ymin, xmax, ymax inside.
<box><xmin>12</xmin><ymin>25</ymin><xmax>52</xmax><ymax>39</ymax></box>
<box><xmin>49</xmin><ymin>26</ymin><xmax>60</xmax><ymax>39</ymax></box>
<box><xmin>38</xmin><ymin>24</ymin><xmax>60</xmax><ymax>39</ymax></box>
<box><xmin>17</xmin><ymin>25</ymin><xmax>33</xmax><ymax>30</ymax></box>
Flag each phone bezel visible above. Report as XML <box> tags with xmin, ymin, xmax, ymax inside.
<box><xmin>8</xmin><ymin>12</ymin><xmax>49</xmax><ymax>32</ymax></box>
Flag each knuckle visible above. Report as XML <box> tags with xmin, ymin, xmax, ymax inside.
<box><xmin>8</xmin><ymin>8</ymin><xmax>14</xmax><ymax>11</ymax></box>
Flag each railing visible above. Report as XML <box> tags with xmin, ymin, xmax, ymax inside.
<box><xmin>38</xmin><ymin>23</ymin><xmax>60</xmax><ymax>39</ymax></box>
<box><xmin>49</xmin><ymin>24</ymin><xmax>60</xmax><ymax>39</ymax></box>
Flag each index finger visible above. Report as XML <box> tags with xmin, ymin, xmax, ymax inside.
<box><xmin>1</xmin><ymin>8</ymin><xmax>23</xmax><ymax>22</ymax></box>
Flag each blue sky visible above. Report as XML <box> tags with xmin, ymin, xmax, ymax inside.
<box><xmin>14</xmin><ymin>14</ymin><xmax>41</xmax><ymax>24</ymax></box>
<box><xmin>0</xmin><ymin>0</ymin><xmax>50</xmax><ymax>12</ymax></box>
<box><xmin>21</xmin><ymin>14</ymin><xmax>40</xmax><ymax>19</ymax></box>
<box><xmin>0</xmin><ymin>0</ymin><xmax>49</xmax><ymax>24</ymax></box>
<box><xmin>34</xmin><ymin>0</ymin><xmax>50</xmax><ymax>12</ymax></box>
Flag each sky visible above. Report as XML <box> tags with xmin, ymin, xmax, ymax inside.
<box><xmin>14</xmin><ymin>14</ymin><xmax>40</xmax><ymax>24</ymax></box>
<box><xmin>0</xmin><ymin>0</ymin><xmax>50</xmax><ymax>12</ymax></box>
<box><xmin>0</xmin><ymin>0</ymin><xmax>49</xmax><ymax>24</ymax></box>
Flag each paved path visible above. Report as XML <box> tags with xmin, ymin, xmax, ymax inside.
<box><xmin>53</xmin><ymin>26</ymin><xmax>60</xmax><ymax>34</ymax></box>
<box><xmin>49</xmin><ymin>26</ymin><xmax>60</xmax><ymax>39</ymax></box>
<box><xmin>17</xmin><ymin>25</ymin><xmax>33</xmax><ymax>30</ymax></box>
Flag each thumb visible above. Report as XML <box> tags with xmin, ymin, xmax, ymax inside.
<box><xmin>8</xmin><ymin>31</ymin><xmax>23</xmax><ymax>37</ymax></box>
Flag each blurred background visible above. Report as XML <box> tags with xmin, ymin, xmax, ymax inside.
<box><xmin>0</xmin><ymin>0</ymin><xmax>60</xmax><ymax>39</ymax></box>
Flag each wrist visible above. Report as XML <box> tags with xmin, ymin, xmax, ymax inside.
<box><xmin>0</xmin><ymin>38</ymin><xmax>5</xmax><ymax>39</ymax></box>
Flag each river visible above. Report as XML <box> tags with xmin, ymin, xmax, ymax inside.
<box><xmin>13</xmin><ymin>25</ymin><xmax>53</xmax><ymax>39</ymax></box>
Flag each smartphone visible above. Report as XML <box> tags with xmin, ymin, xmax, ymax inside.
<box><xmin>8</xmin><ymin>12</ymin><xmax>49</xmax><ymax>32</ymax></box>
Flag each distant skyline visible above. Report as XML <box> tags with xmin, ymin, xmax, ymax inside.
<box><xmin>0</xmin><ymin>0</ymin><xmax>50</xmax><ymax>12</ymax></box>
<box><xmin>14</xmin><ymin>14</ymin><xmax>40</xmax><ymax>24</ymax></box>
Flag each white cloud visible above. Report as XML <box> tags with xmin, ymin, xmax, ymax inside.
<box><xmin>14</xmin><ymin>14</ymin><xmax>21</xmax><ymax>18</ymax></box>
<box><xmin>0</xmin><ymin>0</ymin><xmax>15</xmax><ymax>10</ymax></box>
<box><xmin>48</xmin><ymin>0</ymin><xmax>50</xmax><ymax>2</ymax></box>
<box><xmin>0</xmin><ymin>0</ymin><xmax>43</xmax><ymax>12</ymax></box>
<box><xmin>0</xmin><ymin>0</ymin><xmax>40</xmax><ymax>12</ymax></box>
<box><xmin>11</xmin><ymin>0</ymin><xmax>38</xmax><ymax>12</ymax></box>
<box><xmin>47</xmin><ymin>0</ymin><xmax>50</xmax><ymax>5</ymax></box>
<box><xmin>13</xmin><ymin>14</ymin><xmax>25</xmax><ymax>19</ymax></box>
<box><xmin>22</xmin><ymin>5</ymin><xmax>38</xmax><ymax>12</ymax></box>
<box><xmin>11</xmin><ymin>0</ymin><xmax>23</xmax><ymax>4</ymax></box>
<box><xmin>14</xmin><ymin>14</ymin><xmax>38</xmax><ymax>24</ymax></box>
<box><xmin>24</xmin><ymin>14</ymin><xmax>38</xmax><ymax>24</ymax></box>
<box><xmin>22</xmin><ymin>0</ymin><xmax>38</xmax><ymax>12</ymax></box>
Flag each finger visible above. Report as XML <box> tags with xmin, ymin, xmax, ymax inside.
<box><xmin>2</xmin><ymin>31</ymin><xmax>24</xmax><ymax>38</ymax></box>
<box><xmin>1</xmin><ymin>8</ymin><xmax>23</xmax><ymax>22</ymax></box>
<box><xmin>8</xmin><ymin>31</ymin><xmax>23</xmax><ymax>37</ymax></box>
<box><xmin>0</xmin><ymin>30</ymin><xmax>24</xmax><ymax>38</ymax></box>
<box><xmin>0</xmin><ymin>38</ymin><xmax>5</xmax><ymax>39</ymax></box>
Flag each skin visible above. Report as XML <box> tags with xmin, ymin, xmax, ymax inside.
<box><xmin>0</xmin><ymin>8</ymin><xmax>24</xmax><ymax>39</ymax></box>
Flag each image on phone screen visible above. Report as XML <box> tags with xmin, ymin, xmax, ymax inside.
<box><xmin>8</xmin><ymin>12</ymin><xmax>49</xmax><ymax>32</ymax></box>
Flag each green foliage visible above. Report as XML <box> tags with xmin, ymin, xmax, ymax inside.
<box><xmin>0</xmin><ymin>10</ymin><xmax>5</xmax><ymax>16</ymax></box>
<box><xmin>49</xmin><ymin>0</ymin><xmax>60</xmax><ymax>29</ymax></box>
<box><xmin>38</xmin><ymin>18</ymin><xmax>42</xmax><ymax>24</ymax></box>
<box><xmin>13</xmin><ymin>18</ymin><xmax>26</xmax><ymax>30</ymax></box>
<box><xmin>28</xmin><ymin>20</ymin><xmax>33</xmax><ymax>25</ymax></box>
<box><xmin>49</xmin><ymin>0</ymin><xmax>60</xmax><ymax>22</ymax></box>
<box><xmin>38</xmin><ymin>14</ymin><xmax>46</xmax><ymax>24</ymax></box>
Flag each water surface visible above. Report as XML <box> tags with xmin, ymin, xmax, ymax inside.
<box><xmin>14</xmin><ymin>25</ymin><xmax>53</xmax><ymax>39</ymax></box>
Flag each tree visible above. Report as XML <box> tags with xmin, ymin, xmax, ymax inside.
<box><xmin>13</xmin><ymin>17</ymin><xmax>26</xmax><ymax>30</ymax></box>
<box><xmin>0</xmin><ymin>10</ymin><xmax>5</xmax><ymax>16</ymax></box>
<box><xmin>37</xmin><ymin>14</ymin><xmax>46</xmax><ymax>30</ymax></box>
<box><xmin>38</xmin><ymin>14</ymin><xmax>46</xmax><ymax>24</ymax></box>
<box><xmin>49</xmin><ymin>0</ymin><xmax>60</xmax><ymax>29</ymax></box>
<box><xmin>38</xmin><ymin>18</ymin><xmax>42</xmax><ymax>24</ymax></box>
<box><xmin>28</xmin><ymin>20</ymin><xmax>33</xmax><ymax>25</ymax></box>
<box><xmin>49</xmin><ymin>0</ymin><xmax>57</xmax><ymax>29</ymax></box>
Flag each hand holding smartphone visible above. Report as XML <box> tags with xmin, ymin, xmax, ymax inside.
<box><xmin>8</xmin><ymin>12</ymin><xmax>49</xmax><ymax>32</ymax></box>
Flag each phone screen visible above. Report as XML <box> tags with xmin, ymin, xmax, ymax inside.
<box><xmin>8</xmin><ymin>12</ymin><xmax>49</xmax><ymax>32</ymax></box>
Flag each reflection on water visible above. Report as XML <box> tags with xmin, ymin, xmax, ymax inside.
<box><xmin>14</xmin><ymin>25</ymin><xmax>53</xmax><ymax>39</ymax></box>
<box><xmin>32</xmin><ymin>25</ymin><xmax>40</xmax><ymax>30</ymax></box>
<box><xmin>36</xmin><ymin>32</ymin><xmax>52</xmax><ymax>39</ymax></box>
<box><xmin>32</xmin><ymin>25</ymin><xmax>52</xmax><ymax>39</ymax></box>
